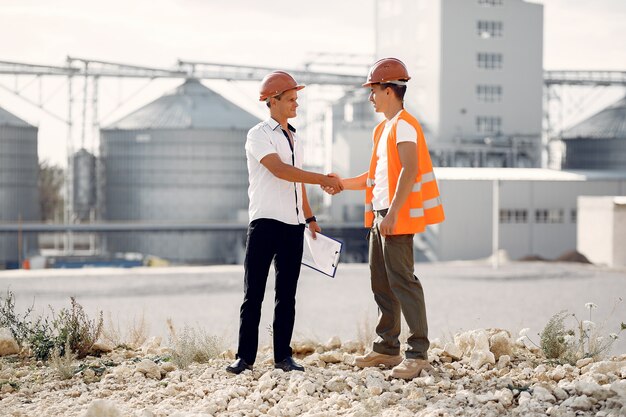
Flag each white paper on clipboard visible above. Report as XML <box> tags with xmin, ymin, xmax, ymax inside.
<box><xmin>302</xmin><ymin>228</ymin><xmax>343</xmax><ymax>278</ymax></box>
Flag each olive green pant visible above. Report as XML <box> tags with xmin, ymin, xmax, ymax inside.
<box><xmin>368</xmin><ymin>210</ymin><xmax>430</xmax><ymax>360</ymax></box>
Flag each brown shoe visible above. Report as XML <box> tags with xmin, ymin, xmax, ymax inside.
<box><xmin>390</xmin><ymin>358</ymin><xmax>433</xmax><ymax>379</ymax></box>
<box><xmin>354</xmin><ymin>351</ymin><xmax>402</xmax><ymax>368</ymax></box>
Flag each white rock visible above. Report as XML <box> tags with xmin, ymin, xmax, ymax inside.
<box><xmin>548</xmin><ymin>367</ymin><xmax>566</xmax><ymax>382</ymax></box>
<box><xmin>319</xmin><ymin>350</ymin><xmax>343</xmax><ymax>364</ymax></box>
<box><xmin>488</xmin><ymin>330</ymin><xmax>513</xmax><ymax>360</ymax></box>
<box><xmin>575</xmin><ymin>380</ymin><xmax>602</xmax><ymax>396</ymax></box>
<box><xmin>91</xmin><ymin>340</ymin><xmax>114</xmax><ymax>353</ymax></box>
<box><xmin>454</xmin><ymin>329</ymin><xmax>496</xmax><ymax>369</ymax></box>
<box><xmin>292</xmin><ymin>339</ymin><xmax>317</xmax><ymax>355</ymax></box>
<box><xmin>552</xmin><ymin>387</ymin><xmax>568</xmax><ymax>401</ymax></box>
<box><xmin>532</xmin><ymin>385</ymin><xmax>556</xmax><ymax>403</ymax></box>
<box><xmin>582</xmin><ymin>360</ymin><xmax>626</xmax><ymax>376</ymax></box>
<box><xmin>326</xmin><ymin>376</ymin><xmax>348</xmax><ymax>392</ymax></box>
<box><xmin>494</xmin><ymin>388</ymin><xmax>513</xmax><ymax>406</ymax></box>
<box><xmin>136</xmin><ymin>359</ymin><xmax>161</xmax><ymax>380</ymax></box>
<box><xmin>324</xmin><ymin>336</ymin><xmax>342</xmax><ymax>350</ymax></box>
<box><xmin>469</xmin><ymin>349</ymin><xmax>495</xmax><ymax>370</ymax></box>
<box><xmin>140</xmin><ymin>337</ymin><xmax>162</xmax><ymax>355</ymax></box>
<box><xmin>518</xmin><ymin>391</ymin><xmax>531</xmax><ymax>405</ymax></box>
<box><xmin>442</xmin><ymin>343</ymin><xmax>462</xmax><ymax>360</ymax></box>
<box><xmin>609</xmin><ymin>380</ymin><xmax>626</xmax><ymax>397</ymax></box>
<box><xmin>83</xmin><ymin>400</ymin><xmax>121</xmax><ymax>417</ymax></box>
<box><xmin>258</xmin><ymin>372</ymin><xmax>277</xmax><ymax>392</ymax></box>
<box><xmin>570</xmin><ymin>395</ymin><xmax>593</xmax><ymax>411</ymax></box>
<box><xmin>496</xmin><ymin>355</ymin><xmax>510</xmax><ymax>369</ymax></box>
<box><xmin>365</xmin><ymin>374</ymin><xmax>387</xmax><ymax>396</ymax></box>
<box><xmin>576</xmin><ymin>358</ymin><xmax>593</xmax><ymax>368</ymax></box>
<box><xmin>0</xmin><ymin>328</ymin><xmax>19</xmax><ymax>356</ymax></box>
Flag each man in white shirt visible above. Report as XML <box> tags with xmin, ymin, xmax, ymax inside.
<box><xmin>226</xmin><ymin>71</ymin><xmax>342</xmax><ymax>374</ymax></box>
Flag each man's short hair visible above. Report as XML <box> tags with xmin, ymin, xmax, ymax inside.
<box><xmin>266</xmin><ymin>93</ymin><xmax>284</xmax><ymax>108</ymax></box>
<box><xmin>380</xmin><ymin>83</ymin><xmax>407</xmax><ymax>101</ymax></box>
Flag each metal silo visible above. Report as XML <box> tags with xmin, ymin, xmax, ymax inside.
<box><xmin>0</xmin><ymin>106</ymin><xmax>40</xmax><ymax>267</ymax></box>
<box><xmin>562</xmin><ymin>96</ymin><xmax>626</xmax><ymax>170</ymax></box>
<box><xmin>100</xmin><ymin>79</ymin><xmax>259</xmax><ymax>264</ymax></box>
<box><xmin>72</xmin><ymin>148</ymin><xmax>97</xmax><ymax>221</ymax></box>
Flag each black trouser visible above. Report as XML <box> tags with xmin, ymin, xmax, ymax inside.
<box><xmin>236</xmin><ymin>218</ymin><xmax>305</xmax><ymax>364</ymax></box>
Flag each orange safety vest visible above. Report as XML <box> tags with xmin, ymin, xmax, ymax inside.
<box><xmin>365</xmin><ymin>110</ymin><xmax>445</xmax><ymax>234</ymax></box>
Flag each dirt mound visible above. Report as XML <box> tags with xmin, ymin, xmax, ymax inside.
<box><xmin>518</xmin><ymin>254</ymin><xmax>549</xmax><ymax>262</ymax></box>
<box><xmin>554</xmin><ymin>250</ymin><xmax>592</xmax><ymax>264</ymax></box>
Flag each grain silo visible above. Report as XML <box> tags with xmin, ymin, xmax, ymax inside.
<box><xmin>100</xmin><ymin>79</ymin><xmax>259</xmax><ymax>264</ymax></box>
<box><xmin>561</xmin><ymin>96</ymin><xmax>626</xmax><ymax>170</ymax></box>
<box><xmin>72</xmin><ymin>148</ymin><xmax>97</xmax><ymax>221</ymax></box>
<box><xmin>0</xmin><ymin>106</ymin><xmax>40</xmax><ymax>267</ymax></box>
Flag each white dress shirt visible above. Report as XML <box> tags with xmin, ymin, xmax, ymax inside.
<box><xmin>372</xmin><ymin>112</ymin><xmax>418</xmax><ymax>211</ymax></box>
<box><xmin>245</xmin><ymin>117</ymin><xmax>305</xmax><ymax>225</ymax></box>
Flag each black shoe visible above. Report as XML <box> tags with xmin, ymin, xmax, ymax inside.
<box><xmin>226</xmin><ymin>358</ymin><xmax>253</xmax><ymax>374</ymax></box>
<box><xmin>274</xmin><ymin>357</ymin><xmax>304</xmax><ymax>372</ymax></box>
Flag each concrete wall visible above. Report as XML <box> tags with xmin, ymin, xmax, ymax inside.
<box><xmin>437</xmin><ymin>179</ymin><xmax>626</xmax><ymax>261</ymax></box>
<box><xmin>578</xmin><ymin>196</ymin><xmax>626</xmax><ymax>267</ymax></box>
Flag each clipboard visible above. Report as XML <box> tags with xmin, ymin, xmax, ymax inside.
<box><xmin>302</xmin><ymin>228</ymin><xmax>343</xmax><ymax>278</ymax></box>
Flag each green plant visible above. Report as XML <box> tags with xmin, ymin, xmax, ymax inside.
<box><xmin>49</xmin><ymin>341</ymin><xmax>77</xmax><ymax>380</ymax></box>
<box><xmin>539</xmin><ymin>310</ymin><xmax>572</xmax><ymax>360</ymax></box>
<box><xmin>0</xmin><ymin>290</ymin><xmax>36</xmax><ymax>346</ymax></box>
<box><xmin>167</xmin><ymin>319</ymin><xmax>223</xmax><ymax>370</ymax></box>
<box><xmin>522</xmin><ymin>300</ymin><xmax>625</xmax><ymax>364</ymax></box>
<box><xmin>0</xmin><ymin>292</ymin><xmax>103</xmax><ymax>361</ymax></box>
<box><xmin>53</xmin><ymin>297</ymin><xmax>103</xmax><ymax>358</ymax></box>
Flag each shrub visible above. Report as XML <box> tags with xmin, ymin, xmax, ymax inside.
<box><xmin>534</xmin><ymin>301</ymin><xmax>625</xmax><ymax>364</ymax></box>
<box><xmin>167</xmin><ymin>319</ymin><xmax>223</xmax><ymax>370</ymax></box>
<box><xmin>53</xmin><ymin>297</ymin><xmax>103</xmax><ymax>358</ymax></box>
<box><xmin>0</xmin><ymin>291</ymin><xmax>102</xmax><ymax>360</ymax></box>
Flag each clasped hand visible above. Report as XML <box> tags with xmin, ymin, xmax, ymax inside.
<box><xmin>321</xmin><ymin>173</ymin><xmax>343</xmax><ymax>195</ymax></box>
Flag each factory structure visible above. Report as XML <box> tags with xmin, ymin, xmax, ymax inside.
<box><xmin>0</xmin><ymin>107</ymin><xmax>40</xmax><ymax>267</ymax></box>
<box><xmin>100</xmin><ymin>79</ymin><xmax>256</xmax><ymax>263</ymax></box>
<box><xmin>0</xmin><ymin>0</ymin><xmax>625</xmax><ymax>268</ymax></box>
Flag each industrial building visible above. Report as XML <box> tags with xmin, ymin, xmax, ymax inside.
<box><xmin>560</xmin><ymin>96</ymin><xmax>626</xmax><ymax>170</ymax></box>
<box><xmin>433</xmin><ymin>168</ymin><xmax>626</xmax><ymax>261</ymax></box>
<box><xmin>100</xmin><ymin>78</ymin><xmax>258</xmax><ymax>264</ymax></box>
<box><xmin>0</xmin><ymin>106</ymin><xmax>40</xmax><ymax>267</ymax></box>
<box><xmin>374</xmin><ymin>0</ymin><xmax>543</xmax><ymax>167</ymax></box>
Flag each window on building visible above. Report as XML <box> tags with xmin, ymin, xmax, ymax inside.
<box><xmin>477</xmin><ymin>53</ymin><xmax>503</xmax><ymax>69</ymax></box>
<box><xmin>477</xmin><ymin>21</ymin><xmax>503</xmax><ymax>38</ymax></box>
<box><xmin>476</xmin><ymin>85</ymin><xmax>503</xmax><ymax>102</ymax></box>
<box><xmin>476</xmin><ymin>116</ymin><xmax>502</xmax><ymax>134</ymax></box>
<box><xmin>479</xmin><ymin>0</ymin><xmax>503</xmax><ymax>5</ymax></box>
<box><xmin>571</xmin><ymin>209</ymin><xmax>577</xmax><ymax>223</ymax></box>
<box><xmin>500</xmin><ymin>209</ymin><xmax>528</xmax><ymax>224</ymax></box>
<box><xmin>535</xmin><ymin>209</ymin><xmax>564</xmax><ymax>224</ymax></box>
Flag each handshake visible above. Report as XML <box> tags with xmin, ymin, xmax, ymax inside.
<box><xmin>321</xmin><ymin>173</ymin><xmax>344</xmax><ymax>195</ymax></box>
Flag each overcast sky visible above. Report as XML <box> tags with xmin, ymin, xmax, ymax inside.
<box><xmin>1</xmin><ymin>0</ymin><xmax>625</xmax><ymax>164</ymax></box>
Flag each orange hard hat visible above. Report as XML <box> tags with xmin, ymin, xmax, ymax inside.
<box><xmin>259</xmin><ymin>71</ymin><xmax>305</xmax><ymax>101</ymax></box>
<box><xmin>363</xmin><ymin>58</ymin><xmax>411</xmax><ymax>87</ymax></box>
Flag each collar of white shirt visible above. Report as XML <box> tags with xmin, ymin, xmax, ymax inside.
<box><xmin>266</xmin><ymin>117</ymin><xmax>297</xmax><ymax>133</ymax></box>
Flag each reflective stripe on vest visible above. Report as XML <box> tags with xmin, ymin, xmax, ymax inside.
<box><xmin>423</xmin><ymin>196</ymin><xmax>442</xmax><ymax>210</ymax></box>
<box><xmin>422</xmin><ymin>171</ymin><xmax>436</xmax><ymax>183</ymax></box>
<box><xmin>366</xmin><ymin>178</ymin><xmax>375</xmax><ymax>187</ymax></box>
<box><xmin>364</xmin><ymin>203</ymin><xmax>373</xmax><ymax>212</ymax></box>
<box><xmin>412</xmin><ymin>182</ymin><xmax>421</xmax><ymax>192</ymax></box>
<box><xmin>409</xmin><ymin>208</ymin><xmax>424</xmax><ymax>218</ymax></box>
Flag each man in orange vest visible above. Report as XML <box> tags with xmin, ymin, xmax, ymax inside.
<box><xmin>324</xmin><ymin>58</ymin><xmax>445</xmax><ymax>379</ymax></box>
<box><xmin>226</xmin><ymin>71</ymin><xmax>343</xmax><ymax>375</ymax></box>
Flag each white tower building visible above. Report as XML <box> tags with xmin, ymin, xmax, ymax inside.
<box><xmin>376</xmin><ymin>0</ymin><xmax>544</xmax><ymax>167</ymax></box>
